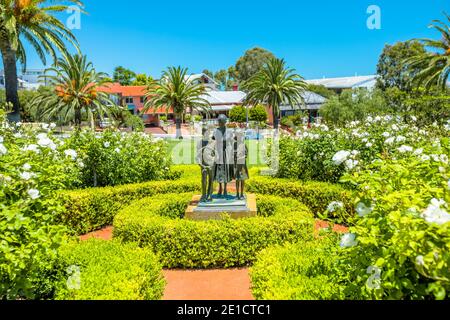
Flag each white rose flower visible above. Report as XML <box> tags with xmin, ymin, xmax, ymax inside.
<box><xmin>396</xmin><ymin>136</ymin><xmax>406</xmax><ymax>143</ymax></box>
<box><xmin>104</xmin><ymin>142</ymin><xmax>110</xmax><ymax>148</ymax></box>
<box><xmin>115</xmin><ymin>148</ymin><xmax>121</xmax><ymax>153</ymax></box>
<box><xmin>13</xmin><ymin>132</ymin><xmax>22</xmax><ymax>138</ymax></box>
<box><xmin>20</xmin><ymin>172</ymin><xmax>34</xmax><ymax>181</ymax></box>
<box><xmin>397</xmin><ymin>145</ymin><xmax>413</xmax><ymax>153</ymax></box>
<box><xmin>42</xmin><ymin>123</ymin><xmax>49</xmax><ymax>130</ymax></box>
<box><xmin>415</xmin><ymin>255</ymin><xmax>425</xmax><ymax>267</ymax></box>
<box><xmin>344</xmin><ymin>159</ymin><xmax>358</xmax><ymax>170</ymax></box>
<box><xmin>327</xmin><ymin>201</ymin><xmax>344</xmax><ymax>213</ymax></box>
<box><xmin>332</xmin><ymin>150</ymin><xmax>351</xmax><ymax>166</ymax></box>
<box><xmin>366</xmin><ymin>142</ymin><xmax>373</xmax><ymax>148</ymax></box>
<box><xmin>382</xmin><ymin>132</ymin><xmax>390</xmax><ymax>138</ymax></box>
<box><xmin>420</xmin><ymin>155</ymin><xmax>430</xmax><ymax>161</ymax></box>
<box><xmin>422</xmin><ymin>198</ymin><xmax>450</xmax><ymax>225</ymax></box>
<box><xmin>413</xmin><ymin>148</ymin><xmax>423</xmax><ymax>156</ymax></box>
<box><xmin>385</xmin><ymin>137</ymin><xmax>395</xmax><ymax>145</ymax></box>
<box><xmin>23</xmin><ymin>144</ymin><xmax>39</xmax><ymax>153</ymax></box>
<box><xmin>356</xmin><ymin>202</ymin><xmax>373</xmax><ymax>217</ymax></box>
<box><xmin>23</xmin><ymin>163</ymin><xmax>31</xmax><ymax>171</ymax></box>
<box><xmin>37</xmin><ymin>133</ymin><xmax>48</xmax><ymax>140</ymax></box>
<box><xmin>64</xmin><ymin>149</ymin><xmax>78</xmax><ymax>160</ymax></box>
<box><xmin>0</xmin><ymin>143</ymin><xmax>7</xmax><ymax>156</ymax></box>
<box><xmin>340</xmin><ymin>233</ymin><xmax>358</xmax><ymax>248</ymax></box>
<box><xmin>38</xmin><ymin>137</ymin><xmax>53</xmax><ymax>148</ymax></box>
<box><xmin>49</xmin><ymin>123</ymin><xmax>57</xmax><ymax>129</ymax></box>
<box><xmin>27</xmin><ymin>188</ymin><xmax>40</xmax><ymax>200</ymax></box>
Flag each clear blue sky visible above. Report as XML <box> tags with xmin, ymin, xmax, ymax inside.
<box><xmin>19</xmin><ymin>0</ymin><xmax>450</xmax><ymax>79</ymax></box>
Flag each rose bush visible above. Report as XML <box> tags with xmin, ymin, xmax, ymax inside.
<box><xmin>276</xmin><ymin>115</ymin><xmax>449</xmax><ymax>183</ymax></box>
<box><xmin>63</xmin><ymin>129</ymin><xmax>173</xmax><ymax>188</ymax></box>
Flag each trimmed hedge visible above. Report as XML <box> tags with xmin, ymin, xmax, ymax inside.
<box><xmin>250</xmin><ymin>237</ymin><xmax>342</xmax><ymax>300</ymax></box>
<box><xmin>113</xmin><ymin>193</ymin><xmax>314</xmax><ymax>268</ymax></box>
<box><xmin>58</xmin><ymin>179</ymin><xmax>200</xmax><ymax>235</ymax></box>
<box><xmin>247</xmin><ymin>175</ymin><xmax>355</xmax><ymax>223</ymax></box>
<box><xmin>55</xmin><ymin>239</ymin><xmax>165</xmax><ymax>300</ymax></box>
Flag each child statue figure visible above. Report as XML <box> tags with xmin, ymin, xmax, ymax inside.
<box><xmin>196</xmin><ymin>122</ymin><xmax>215</xmax><ymax>202</ymax></box>
<box><xmin>212</xmin><ymin>115</ymin><xmax>235</xmax><ymax>198</ymax></box>
<box><xmin>234</xmin><ymin>128</ymin><xmax>249</xmax><ymax>200</ymax></box>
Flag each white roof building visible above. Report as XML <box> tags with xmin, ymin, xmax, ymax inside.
<box><xmin>306</xmin><ymin>75</ymin><xmax>377</xmax><ymax>92</ymax></box>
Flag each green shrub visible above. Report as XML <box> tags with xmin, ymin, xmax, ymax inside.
<box><xmin>251</xmin><ymin>236</ymin><xmax>342</xmax><ymax>300</ymax></box>
<box><xmin>54</xmin><ymin>239</ymin><xmax>165</xmax><ymax>300</ymax></box>
<box><xmin>229</xmin><ymin>105</ymin><xmax>247</xmax><ymax>123</ymax></box>
<box><xmin>247</xmin><ymin>175</ymin><xmax>355</xmax><ymax>224</ymax></box>
<box><xmin>249</xmin><ymin>104</ymin><xmax>268</xmax><ymax>124</ymax></box>
<box><xmin>59</xmin><ymin>178</ymin><xmax>200</xmax><ymax>235</ymax></box>
<box><xmin>63</xmin><ymin>129</ymin><xmax>173</xmax><ymax>188</ymax></box>
<box><xmin>113</xmin><ymin>193</ymin><xmax>314</xmax><ymax>268</ymax></box>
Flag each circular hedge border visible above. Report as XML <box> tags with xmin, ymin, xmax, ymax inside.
<box><xmin>113</xmin><ymin>193</ymin><xmax>314</xmax><ymax>268</ymax></box>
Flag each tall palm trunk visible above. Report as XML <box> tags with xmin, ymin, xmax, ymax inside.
<box><xmin>175</xmin><ymin>114</ymin><xmax>183</xmax><ymax>139</ymax></box>
<box><xmin>0</xmin><ymin>40</ymin><xmax>21</xmax><ymax>122</ymax></box>
<box><xmin>272</xmin><ymin>105</ymin><xmax>280</xmax><ymax>130</ymax></box>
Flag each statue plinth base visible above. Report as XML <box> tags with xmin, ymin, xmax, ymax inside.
<box><xmin>185</xmin><ymin>194</ymin><xmax>257</xmax><ymax>221</ymax></box>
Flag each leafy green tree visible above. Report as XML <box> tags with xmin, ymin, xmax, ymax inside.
<box><xmin>377</xmin><ymin>41</ymin><xmax>426</xmax><ymax>91</ymax></box>
<box><xmin>113</xmin><ymin>66</ymin><xmax>136</xmax><ymax>85</ymax></box>
<box><xmin>214</xmin><ymin>69</ymin><xmax>228</xmax><ymax>89</ymax></box>
<box><xmin>0</xmin><ymin>0</ymin><xmax>81</xmax><ymax>122</ymax></box>
<box><xmin>30</xmin><ymin>54</ymin><xmax>119</xmax><ymax>129</ymax></box>
<box><xmin>202</xmin><ymin>69</ymin><xmax>214</xmax><ymax>79</ymax></box>
<box><xmin>307</xmin><ymin>84</ymin><xmax>336</xmax><ymax>99</ymax></box>
<box><xmin>243</xmin><ymin>58</ymin><xmax>307</xmax><ymax>129</ymax></box>
<box><xmin>235</xmin><ymin>47</ymin><xmax>276</xmax><ymax>83</ymax></box>
<box><xmin>249</xmin><ymin>104</ymin><xmax>268</xmax><ymax>123</ymax></box>
<box><xmin>143</xmin><ymin>66</ymin><xmax>210</xmax><ymax>139</ymax></box>
<box><xmin>320</xmin><ymin>88</ymin><xmax>389</xmax><ymax>125</ymax></box>
<box><xmin>229</xmin><ymin>105</ymin><xmax>247</xmax><ymax>123</ymax></box>
<box><xmin>132</xmin><ymin>74</ymin><xmax>153</xmax><ymax>86</ymax></box>
<box><xmin>406</xmin><ymin>13</ymin><xmax>450</xmax><ymax>90</ymax></box>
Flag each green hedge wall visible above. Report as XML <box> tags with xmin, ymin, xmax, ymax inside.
<box><xmin>54</xmin><ymin>239</ymin><xmax>165</xmax><ymax>300</ymax></box>
<box><xmin>113</xmin><ymin>193</ymin><xmax>314</xmax><ymax>268</ymax></box>
<box><xmin>58</xmin><ymin>179</ymin><xmax>200</xmax><ymax>235</ymax></box>
<box><xmin>246</xmin><ymin>175</ymin><xmax>355</xmax><ymax>224</ymax></box>
<box><xmin>250</xmin><ymin>237</ymin><xmax>342</xmax><ymax>300</ymax></box>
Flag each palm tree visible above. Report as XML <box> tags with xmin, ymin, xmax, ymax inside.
<box><xmin>143</xmin><ymin>66</ymin><xmax>210</xmax><ymax>139</ymax></box>
<box><xmin>406</xmin><ymin>13</ymin><xmax>450</xmax><ymax>90</ymax></box>
<box><xmin>30</xmin><ymin>54</ymin><xmax>120</xmax><ymax>129</ymax></box>
<box><xmin>242</xmin><ymin>58</ymin><xmax>307</xmax><ymax>130</ymax></box>
<box><xmin>0</xmin><ymin>0</ymin><xmax>82</xmax><ymax>122</ymax></box>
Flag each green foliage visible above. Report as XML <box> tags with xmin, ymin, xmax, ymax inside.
<box><xmin>132</xmin><ymin>74</ymin><xmax>153</xmax><ymax>86</ymax></box>
<box><xmin>63</xmin><ymin>129</ymin><xmax>173</xmax><ymax>188</ymax></box>
<box><xmin>249</xmin><ymin>104</ymin><xmax>268</xmax><ymax>123</ymax></box>
<box><xmin>124</xmin><ymin>114</ymin><xmax>145</xmax><ymax>132</ymax></box>
<box><xmin>320</xmin><ymin>88</ymin><xmax>390</xmax><ymax>125</ymax></box>
<box><xmin>280</xmin><ymin>113</ymin><xmax>306</xmax><ymax>129</ymax></box>
<box><xmin>0</xmin><ymin>114</ymin><xmax>81</xmax><ymax>299</ymax></box>
<box><xmin>54</xmin><ymin>239</ymin><xmax>165</xmax><ymax>300</ymax></box>
<box><xmin>229</xmin><ymin>105</ymin><xmax>247</xmax><ymax>123</ymax></box>
<box><xmin>336</xmin><ymin>147</ymin><xmax>450</xmax><ymax>300</ymax></box>
<box><xmin>307</xmin><ymin>84</ymin><xmax>336</xmax><ymax>99</ymax></box>
<box><xmin>243</xmin><ymin>58</ymin><xmax>307</xmax><ymax>129</ymax></box>
<box><xmin>405</xmin><ymin>13</ymin><xmax>450</xmax><ymax>90</ymax></box>
<box><xmin>59</xmin><ymin>177</ymin><xmax>198</xmax><ymax>235</ymax></box>
<box><xmin>114</xmin><ymin>193</ymin><xmax>314</xmax><ymax>268</ymax></box>
<box><xmin>235</xmin><ymin>47</ymin><xmax>276</xmax><ymax>82</ymax></box>
<box><xmin>29</xmin><ymin>54</ymin><xmax>120</xmax><ymax>129</ymax></box>
<box><xmin>113</xmin><ymin>66</ymin><xmax>137</xmax><ymax>85</ymax></box>
<box><xmin>251</xmin><ymin>237</ymin><xmax>342</xmax><ymax>300</ymax></box>
<box><xmin>246</xmin><ymin>176</ymin><xmax>355</xmax><ymax>224</ymax></box>
<box><xmin>376</xmin><ymin>41</ymin><xmax>426</xmax><ymax>91</ymax></box>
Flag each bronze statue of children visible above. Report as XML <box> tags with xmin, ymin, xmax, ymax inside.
<box><xmin>196</xmin><ymin>122</ymin><xmax>214</xmax><ymax>202</ymax></box>
<box><xmin>234</xmin><ymin>128</ymin><xmax>249</xmax><ymax>200</ymax></box>
<box><xmin>212</xmin><ymin>114</ymin><xmax>235</xmax><ymax>198</ymax></box>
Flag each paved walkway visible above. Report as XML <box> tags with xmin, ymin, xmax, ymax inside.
<box><xmin>163</xmin><ymin>268</ymin><xmax>254</xmax><ymax>300</ymax></box>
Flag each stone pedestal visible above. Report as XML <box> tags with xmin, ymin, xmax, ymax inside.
<box><xmin>185</xmin><ymin>194</ymin><xmax>257</xmax><ymax>221</ymax></box>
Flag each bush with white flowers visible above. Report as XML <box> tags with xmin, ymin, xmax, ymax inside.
<box><xmin>277</xmin><ymin>115</ymin><xmax>448</xmax><ymax>183</ymax></box>
<box><xmin>63</xmin><ymin>129</ymin><xmax>173</xmax><ymax>187</ymax></box>
<box><xmin>0</xmin><ymin>111</ymin><xmax>80</xmax><ymax>299</ymax></box>
<box><xmin>335</xmin><ymin>142</ymin><xmax>450</xmax><ymax>300</ymax></box>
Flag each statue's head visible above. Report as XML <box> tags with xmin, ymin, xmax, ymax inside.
<box><xmin>217</xmin><ymin>114</ymin><xmax>228</xmax><ymax>127</ymax></box>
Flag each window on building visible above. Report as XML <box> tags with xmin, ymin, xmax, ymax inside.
<box><xmin>140</xmin><ymin>97</ymin><xmax>145</xmax><ymax>103</ymax></box>
<box><xmin>125</xmin><ymin>97</ymin><xmax>134</xmax><ymax>104</ymax></box>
